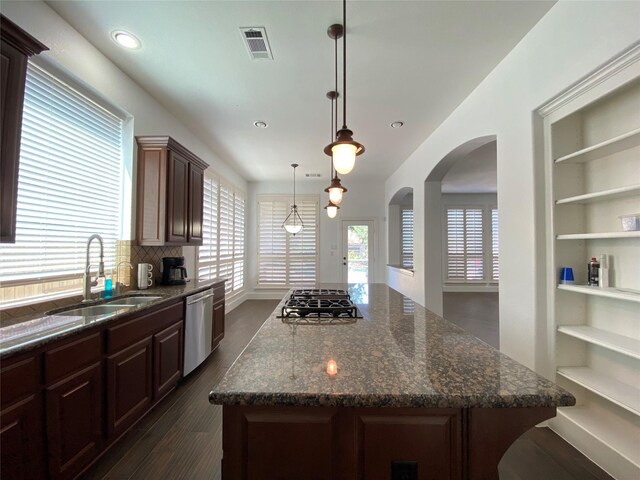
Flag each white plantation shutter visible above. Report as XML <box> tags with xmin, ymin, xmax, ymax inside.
<box><xmin>0</xmin><ymin>63</ymin><xmax>123</xmax><ymax>284</ymax></box>
<box><xmin>492</xmin><ymin>207</ymin><xmax>499</xmax><ymax>281</ymax></box>
<box><xmin>258</xmin><ymin>195</ymin><xmax>318</xmax><ymax>287</ymax></box>
<box><xmin>197</xmin><ymin>172</ymin><xmax>245</xmax><ymax>296</ymax></box>
<box><xmin>401</xmin><ymin>209</ymin><xmax>414</xmax><ymax>268</ymax></box>
<box><xmin>446</xmin><ymin>207</ymin><xmax>484</xmax><ymax>281</ymax></box>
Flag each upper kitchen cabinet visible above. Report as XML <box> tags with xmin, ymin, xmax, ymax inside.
<box><xmin>0</xmin><ymin>15</ymin><xmax>47</xmax><ymax>243</ymax></box>
<box><xmin>136</xmin><ymin>136</ymin><xmax>207</xmax><ymax>246</ymax></box>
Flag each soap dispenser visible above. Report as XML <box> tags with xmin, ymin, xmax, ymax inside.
<box><xmin>103</xmin><ymin>270</ymin><xmax>114</xmax><ymax>299</ymax></box>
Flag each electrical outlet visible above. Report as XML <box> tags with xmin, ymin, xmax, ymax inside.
<box><xmin>391</xmin><ymin>460</ymin><xmax>418</xmax><ymax>480</ymax></box>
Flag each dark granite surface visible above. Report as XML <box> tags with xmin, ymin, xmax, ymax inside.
<box><xmin>0</xmin><ymin>278</ymin><xmax>226</xmax><ymax>358</ymax></box>
<box><xmin>210</xmin><ymin>284</ymin><xmax>575</xmax><ymax>409</ymax></box>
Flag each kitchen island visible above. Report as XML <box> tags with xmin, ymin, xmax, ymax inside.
<box><xmin>209</xmin><ymin>284</ymin><xmax>575</xmax><ymax>479</ymax></box>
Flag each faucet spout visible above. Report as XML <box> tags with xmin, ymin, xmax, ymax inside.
<box><xmin>83</xmin><ymin>234</ymin><xmax>105</xmax><ymax>302</ymax></box>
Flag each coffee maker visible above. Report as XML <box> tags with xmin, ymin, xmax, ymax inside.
<box><xmin>161</xmin><ymin>257</ymin><xmax>188</xmax><ymax>285</ymax></box>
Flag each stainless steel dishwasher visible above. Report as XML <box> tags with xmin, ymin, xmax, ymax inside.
<box><xmin>184</xmin><ymin>288</ymin><xmax>214</xmax><ymax>375</ymax></box>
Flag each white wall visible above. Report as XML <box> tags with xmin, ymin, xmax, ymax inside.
<box><xmin>385</xmin><ymin>2</ymin><xmax>640</xmax><ymax>371</ymax></box>
<box><xmin>2</xmin><ymin>1</ymin><xmax>248</xmax><ymax>280</ymax></box>
<box><xmin>247</xmin><ymin>179</ymin><xmax>386</xmax><ymax>297</ymax></box>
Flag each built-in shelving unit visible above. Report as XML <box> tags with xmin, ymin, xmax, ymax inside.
<box><xmin>558</xmin><ymin>325</ymin><xmax>640</xmax><ymax>359</ymax></box>
<box><xmin>542</xmin><ymin>47</ymin><xmax>640</xmax><ymax>479</ymax></box>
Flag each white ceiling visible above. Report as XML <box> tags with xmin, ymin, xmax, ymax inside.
<box><xmin>441</xmin><ymin>141</ymin><xmax>497</xmax><ymax>194</ymax></box>
<box><xmin>46</xmin><ymin>1</ymin><xmax>554</xmax><ymax>182</ymax></box>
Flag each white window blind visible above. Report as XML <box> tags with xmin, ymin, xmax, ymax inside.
<box><xmin>446</xmin><ymin>207</ymin><xmax>483</xmax><ymax>281</ymax></box>
<box><xmin>492</xmin><ymin>207</ymin><xmax>499</xmax><ymax>281</ymax></box>
<box><xmin>401</xmin><ymin>209</ymin><xmax>414</xmax><ymax>268</ymax></box>
<box><xmin>0</xmin><ymin>63</ymin><xmax>123</xmax><ymax>285</ymax></box>
<box><xmin>258</xmin><ymin>195</ymin><xmax>318</xmax><ymax>287</ymax></box>
<box><xmin>197</xmin><ymin>172</ymin><xmax>245</xmax><ymax>296</ymax></box>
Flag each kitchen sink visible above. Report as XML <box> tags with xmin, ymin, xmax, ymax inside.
<box><xmin>53</xmin><ymin>304</ymin><xmax>134</xmax><ymax>318</ymax></box>
<box><xmin>104</xmin><ymin>296</ymin><xmax>162</xmax><ymax>306</ymax></box>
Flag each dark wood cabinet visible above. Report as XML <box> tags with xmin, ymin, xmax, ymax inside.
<box><xmin>106</xmin><ymin>336</ymin><xmax>153</xmax><ymax>438</ymax></box>
<box><xmin>153</xmin><ymin>321</ymin><xmax>183</xmax><ymax>401</ymax></box>
<box><xmin>212</xmin><ymin>300</ymin><xmax>225</xmax><ymax>349</ymax></box>
<box><xmin>1</xmin><ymin>355</ymin><xmax>44</xmax><ymax>479</ymax></box>
<box><xmin>136</xmin><ymin>136</ymin><xmax>208</xmax><ymax>246</ymax></box>
<box><xmin>0</xmin><ymin>15</ymin><xmax>47</xmax><ymax>243</ymax></box>
<box><xmin>45</xmin><ymin>363</ymin><xmax>102</xmax><ymax>479</ymax></box>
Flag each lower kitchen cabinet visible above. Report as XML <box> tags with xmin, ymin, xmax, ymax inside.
<box><xmin>0</xmin><ymin>393</ymin><xmax>43</xmax><ymax>479</ymax></box>
<box><xmin>153</xmin><ymin>321</ymin><xmax>183</xmax><ymax>401</ymax></box>
<box><xmin>46</xmin><ymin>363</ymin><xmax>102</xmax><ymax>479</ymax></box>
<box><xmin>107</xmin><ymin>336</ymin><xmax>153</xmax><ymax>438</ymax></box>
<box><xmin>212</xmin><ymin>299</ymin><xmax>225</xmax><ymax>349</ymax></box>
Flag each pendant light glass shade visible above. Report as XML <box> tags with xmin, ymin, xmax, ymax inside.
<box><xmin>332</xmin><ymin>143</ymin><xmax>357</xmax><ymax>175</ymax></box>
<box><xmin>328</xmin><ymin>186</ymin><xmax>344</xmax><ymax>205</ymax></box>
<box><xmin>324</xmin><ymin>200</ymin><xmax>339</xmax><ymax>218</ymax></box>
<box><xmin>283</xmin><ymin>164</ymin><xmax>304</xmax><ymax>235</ymax></box>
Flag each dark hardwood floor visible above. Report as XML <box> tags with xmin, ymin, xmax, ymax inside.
<box><xmin>82</xmin><ymin>297</ymin><xmax>612</xmax><ymax>480</ymax></box>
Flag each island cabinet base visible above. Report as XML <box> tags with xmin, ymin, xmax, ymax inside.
<box><xmin>221</xmin><ymin>405</ymin><xmax>556</xmax><ymax>480</ymax></box>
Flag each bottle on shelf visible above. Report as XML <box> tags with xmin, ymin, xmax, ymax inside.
<box><xmin>588</xmin><ymin>257</ymin><xmax>600</xmax><ymax>286</ymax></box>
<box><xmin>598</xmin><ymin>254</ymin><xmax>609</xmax><ymax>288</ymax></box>
<box><xmin>103</xmin><ymin>270</ymin><xmax>114</xmax><ymax>299</ymax></box>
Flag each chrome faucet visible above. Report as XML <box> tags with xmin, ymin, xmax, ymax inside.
<box><xmin>115</xmin><ymin>261</ymin><xmax>133</xmax><ymax>295</ymax></box>
<box><xmin>83</xmin><ymin>234</ymin><xmax>105</xmax><ymax>302</ymax></box>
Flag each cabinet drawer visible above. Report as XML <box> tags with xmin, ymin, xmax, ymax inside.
<box><xmin>45</xmin><ymin>332</ymin><xmax>101</xmax><ymax>385</ymax></box>
<box><xmin>1</xmin><ymin>355</ymin><xmax>40</xmax><ymax>407</ymax></box>
<box><xmin>106</xmin><ymin>302</ymin><xmax>183</xmax><ymax>353</ymax></box>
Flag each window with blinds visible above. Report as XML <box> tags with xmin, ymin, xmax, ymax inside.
<box><xmin>401</xmin><ymin>209</ymin><xmax>414</xmax><ymax>268</ymax></box>
<box><xmin>197</xmin><ymin>172</ymin><xmax>245</xmax><ymax>297</ymax></box>
<box><xmin>492</xmin><ymin>207</ymin><xmax>499</xmax><ymax>281</ymax></box>
<box><xmin>258</xmin><ymin>195</ymin><xmax>318</xmax><ymax>287</ymax></box>
<box><xmin>0</xmin><ymin>63</ymin><xmax>124</xmax><ymax>291</ymax></box>
<box><xmin>446</xmin><ymin>207</ymin><xmax>484</xmax><ymax>281</ymax></box>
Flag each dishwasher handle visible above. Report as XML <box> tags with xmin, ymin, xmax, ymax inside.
<box><xmin>187</xmin><ymin>292</ymin><xmax>215</xmax><ymax>305</ymax></box>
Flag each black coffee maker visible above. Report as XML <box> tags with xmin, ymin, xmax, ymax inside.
<box><xmin>161</xmin><ymin>257</ymin><xmax>188</xmax><ymax>285</ymax></box>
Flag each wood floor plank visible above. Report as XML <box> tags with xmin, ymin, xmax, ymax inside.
<box><xmin>82</xmin><ymin>298</ymin><xmax>613</xmax><ymax>480</ymax></box>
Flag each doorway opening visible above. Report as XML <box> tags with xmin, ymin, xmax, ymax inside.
<box><xmin>341</xmin><ymin>220</ymin><xmax>375</xmax><ymax>283</ymax></box>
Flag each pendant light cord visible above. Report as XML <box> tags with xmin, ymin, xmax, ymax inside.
<box><xmin>333</xmin><ymin>31</ymin><xmax>339</xmax><ymax>180</ymax></box>
<box><xmin>342</xmin><ymin>0</ymin><xmax>347</xmax><ymax>130</ymax></box>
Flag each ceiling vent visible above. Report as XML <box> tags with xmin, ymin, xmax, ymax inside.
<box><xmin>240</xmin><ymin>27</ymin><xmax>273</xmax><ymax>60</ymax></box>
<box><xmin>305</xmin><ymin>173</ymin><xmax>322</xmax><ymax>178</ymax></box>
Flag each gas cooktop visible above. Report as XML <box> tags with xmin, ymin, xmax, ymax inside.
<box><xmin>279</xmin><ymin>289</ymin><xmax>361</xmax><ymax>324</ymax></box>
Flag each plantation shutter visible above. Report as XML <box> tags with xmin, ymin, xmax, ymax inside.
<box><xmin>446</xmin><ymin>207</ymin><xmax>484</xmax><ymax>281</ymax></box>
<box><xmin>401</xmin><ymin>209</ymin><xmax>414</xmax><ymax>268</ymax></box>
<box><xmin>492</xmin><ymin>207</ymin><xmax>499</xmax><ymax>281</ymax></box>
<box><xmin>233</xmin><ymin>194</ymin><xmax>245</xmax><ymax>291</ymax></box>
<box><xmin>198</xmin><ymin>173</ymin><xmax>219</xmax><ymax>280</ymax></box>
<box><xmin>0</xmin><ymin>63</ymin><xmax>123</xmax><ymax>283</ymax></box>
<box><xmin>258</xmin><ymin>196</ymin><xmax>318</xmax><ymax>287</ymax></box>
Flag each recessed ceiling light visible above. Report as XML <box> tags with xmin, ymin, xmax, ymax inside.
<box><xmin>390</xmin><ymin>121</ymin><xmax>404</xmax><ymax>128</ymax></box>
<box><xmin>253</xmin><ymin>121</ymin><xmax>268</xmax><ymax>128</ymax></box>
<box><xmin>111</xmin><ymin>30</ymin><xmax>141</xmax><ymax>49</ymax></box>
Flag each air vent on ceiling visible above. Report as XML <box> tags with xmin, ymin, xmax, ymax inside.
<box><xmin>240</xmin><ymin>27</ymin><xmax>273</xmax><ymax>60</ymax></box>
<box><xmin>305</xmin><ymin>173</ymin><xmax>322</xmax><ymax>178</ymax></box>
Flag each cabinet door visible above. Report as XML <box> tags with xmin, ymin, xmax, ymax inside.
<box><xmin>46</xmin><ymin>363</ymin><xmax>102</xmax><ymax>480</ymax></box>
<box><xmin>153</xmin><ymin>321</ymin><xmax>183</xmax><ymax>401</ymax></box>
<box><xmin>107</xmin><ymin>337</ymin><xmax>153</xmax><ymax>438</ymax></box>
<box><xmin>188</xmin><ymin>162</ymin><xmax>204</xmax><ymax>245</ymax></box>
<box><xmin>166</xmin><ymin>151</ymin><xmax>189</xmax><ymax>244</ymax></box>
<box><xmin>212</xmin><ymin>300</ymin><xmax>225</xmax><ymax>349</ymax></box>
<box><xmin>1</xmin><ymin>394</ymin><xmax>44</xmax><ymax>479</ymax></box>
<box><xmin>136</xmin><ymin>145</ymin><xmax>167</xmax><ymax>246</ymax></box>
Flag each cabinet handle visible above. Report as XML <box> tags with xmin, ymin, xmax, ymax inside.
<box><xmin>187</xmin><ymin>293</ymin><xmax>215</xmax><ymax>305</ymax></box>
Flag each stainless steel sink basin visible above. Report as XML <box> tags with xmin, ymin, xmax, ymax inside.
<box><xmin>104</xmin><ymin>296</ymin><xmax>162</xmax><ymax>306</ymax></box>
<box><xmin>53</xmin><ymin>304</ymin><xmax>134</xmax><ymax>317</ymax></box>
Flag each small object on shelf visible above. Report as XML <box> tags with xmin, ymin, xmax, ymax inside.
<box><xmin>598</xmin><ymin>255</ymin><xmax>609</xmax><ymax>288</ymax></box>
<box><xmin>619</xmin><ymin>213</ymin><xmax>640</xmax><ymax>232</ymax></box>
<box><xmin>588</xmin><ymin>257</ymin><xmax>600</xmax><ymax>286</ymax></box>
<box><xmin>559</xmin><ymin>267</ymin><xmax>575</xmax><ymax>285</ymax></box>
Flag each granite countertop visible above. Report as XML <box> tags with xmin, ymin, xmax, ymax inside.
<box><xmin>209</xmin><ymin>284</ymin><xmax>575</xmax><ymax>409</ymax></box>
<box><xmin>0</xmin><ymin>278</ymin><xmax>226</xmax><ymax>358</ymax></box>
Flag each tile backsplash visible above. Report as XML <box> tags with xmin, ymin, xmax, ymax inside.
<box><xmin>130</xmin><ymin>244</ymin><xmax>184</xmax><ymax>287</ymax></box>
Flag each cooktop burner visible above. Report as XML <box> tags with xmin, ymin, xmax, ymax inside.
<box><xmin>279</xmin><ymin>296</ymin><xmax>361</xmax><ymax>323</ymax></box>
<box><xmin>290</xmin><ymin>288</ymin><xmax>350</xmax><ymax>299</ymax></box>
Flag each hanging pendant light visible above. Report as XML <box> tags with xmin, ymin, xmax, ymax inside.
<box><xmin>324</xmin><ymin>202</ymin><xmax>339</xmax><ymax>218</ymax></box>
<box><xmin>283</xmin><ymin>164</ymin><xmax>304</xmax><ymax>235</ymax></box>
<box><xmin>324</xmin><ymin>0</ymin><xmax>364</xmax><ymax>175</ymax></box>
<box><xmin>324</xmin><ymin>90</ymin><xmax>347</xmax><ymax>209</ymax></box>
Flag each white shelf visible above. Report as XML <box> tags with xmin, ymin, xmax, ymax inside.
<box><xmin>558</xmin><ymin>325</ymin><xmax>640</xmax><ymax>359</ymax></box>
<box><xmin>557</xmin><ymin>367</ymin><xmax>640</xmax><ymax>415</ymax></box>
<box><xmin>557</xmin><ymin>284</ymin><xmax>640</xmax><ymax>303</ymax></box>
<box><xmin>555</xmin><ymin>127</ymin><xmax>640</xmax><ymax>164</ymax></box>
<box><xmin>555</xmin><ymin>407</ymin><xmax>640</xmax><ymax>469</ymax></box>
<box><xmin>556</xmin><ymin>231</ymin><xmax>640</xmax><ymax>240</ymax></box>
<box><xmin>556</xmin><ymin>184</ymin><xmax>640</xmax><ymax>205</ymax></box>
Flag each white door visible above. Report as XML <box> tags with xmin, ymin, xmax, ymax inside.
<box><xmin>341</xmin><ymin>220</ymin><xmax>374</xmax><ymax>283</ymax></box>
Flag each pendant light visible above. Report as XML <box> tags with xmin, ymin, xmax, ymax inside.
<box><xmin>283</xmin><ymin>164</ymin><xmax>304</xmax><ymax>235</ymax></box>
<box><xmin>324</xmin><ymin>90</ymin><xmax>346</xmax><ymax>212</ymax></box>
<box><xmin>324</xmin><ymin>0</ymin><xmax>364</xmax><ymax>175</ymax></box>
